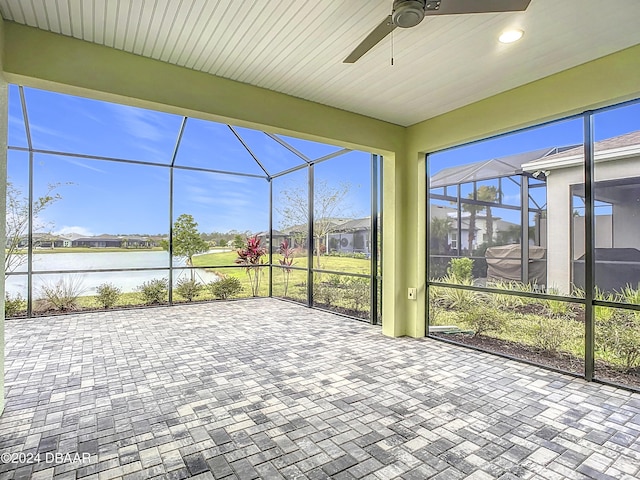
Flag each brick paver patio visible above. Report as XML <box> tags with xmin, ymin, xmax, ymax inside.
<box><xmin>1</xmin><ymin>298</ymin><xmax>639</xmax><ymax>479</ymax></box>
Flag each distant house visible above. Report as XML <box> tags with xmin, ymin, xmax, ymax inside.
<box><xmin>32</xmin><ymin>233</ymin><xmax>66</xmax><ymax>248</ymax></box>
<box><xmin>72</xmin><ymin>235</ymin><xmax>123</xmax><ymax>248</ymax></box>
<box><xmin>522</xmin><ymin>130</ymin><xmax>640</xmax><ymax>293</ymax></box>
<box><xmin>429</xmin><ymin>204</ymin><xmax>519</xmax><ymax>253</ymax></box>
<box><xmin>148</xmin><ymin>236</ymin><xmax>167</xmax><ymax>247</ymax></box>
<box><xmin>256</xmin><ymin>230</ymin><xmax>288</xmax><ymax>253</ymax></box>
<box><xmin>328</xmin><ymin>217</ymin><xmax>372</xmax><ymax>254</ymax></box>
<box><xmin>274</xmin><ymin>217</ymin><xmax>376</xmax><ymax>256</ymax></box>
<box><xmin>122</xmin><ymin>236</ymin><xmax>155</xmax><ymax>248</ymax></box>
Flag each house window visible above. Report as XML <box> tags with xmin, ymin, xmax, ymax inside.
<box><xmin>450</xmin><ymin>232</ymin><xmax>457</xmax><ymax>249</ymax></box>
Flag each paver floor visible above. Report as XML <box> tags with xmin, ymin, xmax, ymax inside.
<box><xmin>1</xmin><ymin>298</ymin><xmax>639</xmax><ymax>479</ymax></box>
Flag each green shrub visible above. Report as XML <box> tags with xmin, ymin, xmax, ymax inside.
<box><xmin>439</xmin><ymin>279</ymin><xmax>476</xmax><ymax>310</ymax></box>
<box><xmin>95</xmin><ymin>283</ymin><xmax>122</xmax><ymax>309</ymax></box>
<box><xmin>38</xmin><ymin>277</ymin><xmax>85</xmax><ymax>312</ymax></box>
<box><xmin>571</xmin><ymin>285</ymin><xmax>586</xmax><ymax>299</ymax></box>
<box><xmin>208</xmin><ymin>276</ymin><xmax>243</xmax><ymax>300</ymax></box>
<box><xmin>488</xmin><ymin>280</ymin><xmax>542</xmax><ymax>308</ymax></box>
<box><xmin>621</xmin><ymin>284</ymin><xmax>640</xmax><ymax>305</ymax></box>
<box><xmin>314</xmin><ymin>275</ymin><xmax>343</xmax><ymax>306</ymax></box>
<box><xmin>343</xmin><ymin>277</ymin><xmax>369</xmax><ymax>312</ymax></box>
<box><xmin>137</xmin><ymin>278</ymin><xmax>168</xmax><ymax>304</ymax></box>
<box><xmin>594</xmin><ymin>288</ymin><xmax>616</xmax><ymax>322</ymax></box>
<box><xmin>175</xmin><ymin>278</ymin><xmax>202</xmax><ymax>302</ymax></box>
<box><xmin>5</xmin><ymin>293</ymin><xmax>27</xmax><ymax>317</ymax></box>
<box><xmin>314</xmin><ymin>283</ymin><xmax>335</xmax><ymax>306</ymax></box>
<box><xmin>597</xmin><ymin>310</ymin><xmax>640</xmax><ymax>372</ymax></box>
<box><xmin>447</xmin><ymin>257</ymin><xmax>473</xmax><ymax>283</ymax></box>
<box><xmin>533</xmin><ymin>318</ymin><xmax>565</xmax><ymax>355</ymax></box>
<box><xmin>462</xmin><ymin>304</ymin><xmax>507</xmax><ymax>337</ymax></box>
<box><xmin>620</xmin><ymin>284</ymin><xmax>640</xmax><ymax>322</ymax></box>
<box><xmin>489</xmin><ymin>280</ymin><xmax>525</xmax><ymax>309</ymax></box>
<box><xmin>543</xmin><ymin>288</ymin><xmax>572</xmax><ymax>318</ymax></box>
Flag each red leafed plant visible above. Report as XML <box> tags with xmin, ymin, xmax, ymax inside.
<box><xmin>278</xmin><ymin>239</ymin><xmax>295</xmax><ymax>297</ymax></box>
<box><xmin>235</xmin><ymin>236</ymin><xmax>267</xmax><ymax>296</ymax></box>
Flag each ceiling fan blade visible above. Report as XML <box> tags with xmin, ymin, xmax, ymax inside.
<box><xmin>424</xmin><ymin>0</ymin><xmax>531</xmax><ymax>16</ymax></box>
<box><xmin>343</xmin><ymin>15</ymin><xmax>396</xmax><ymax>64</ymax></box>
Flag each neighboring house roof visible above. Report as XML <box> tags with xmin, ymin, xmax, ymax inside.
<box><xmin>430</xmin><ymin>146</ymin><xmax>576</xmax><ymax>188</ymax></box>
<box><xmin>523</xmin><ymin>130</ymin><xmax>640</xmax><ymax>172</ymax></box>
<box><xmin>283</xmin><ymin>218</ymin><xmax>351</xmax><ymax>234</ymax></box>
<box><xmin>333</xmin><ymin>217</ymin><xmax>371</xmax><ymax>232</ymax></box>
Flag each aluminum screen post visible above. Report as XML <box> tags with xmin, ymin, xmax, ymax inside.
<box><xmin>521</xmin><ymin>176</ymin><xmax>529</xmax><ymax>284</ymax></box>
<box><xmin>583</xmin><ymin>112</ymin><xmax>596</xmax><ymax>381</ymax></box>
<box><xmin>168</xmin><ymin>117</ymin><xmax>187</xmax><ymax>305</ymax></box>
<box><xmin>370</xmin><ymin>154</ymin><xmax>379</xmax><ymax>325</ymax></box>
<box><xmin>19</xmin><ymin>87</ymin><xmax>34</xmax><ymax>317</ymax></box>
<box><xmin>307</xmin><ymin>165</ymin><xmax>314</xmax><ymax>307</ymax></box>
<box><xmin>425</xmin><ymin>153</ymin><xmax>431</xmax><ymax>337</ymax></box>
<box><xmin>268</xmin><ymin>179</ymin><xmax>273</xmax><ymax>298</ymax></box>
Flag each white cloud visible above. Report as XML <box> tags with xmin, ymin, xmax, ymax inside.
<box><xmin>61</xmin><ymin>157</ymin><xmax>107</xmax><ymax>173</ymax></box>
<box><xmin>54</xmin><ymin>226</ymin><xmax>94</xmax><ymax>237</ymax></box>
<box><xmin>108</xmin><ymin>103</ymin><xmax>166</xmax><ymax>142</ymax></box>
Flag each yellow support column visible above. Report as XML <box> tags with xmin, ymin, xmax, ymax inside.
<box><xmin>0</xmin><ymin>16</ymin><xmax>7</xmax><ymax>415</ymax></box>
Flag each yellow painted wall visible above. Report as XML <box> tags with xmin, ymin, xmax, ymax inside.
<box><xmin>408</xmin><ymin>43</ymin><xmax>640</xmax><ymax>155</ymax></box>
<box><xmin>398</xmin><ymin>42</ymin><xmax>640</xmax><ymax>339</ymax></box>
<box><xmin>2</xmin><ymin>22</ymin><xmax>405</xmax><ymax>155</ymax></box>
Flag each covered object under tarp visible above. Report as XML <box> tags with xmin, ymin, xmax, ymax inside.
<box><xmin>574</xmin><ymin>248</ymin><xmax>640</xmax><ymax>293</ymax></box>
<box><xmin>485</xmin><ymin>244</ymin><xmax>546</xmax><ymax>285</ymax></box>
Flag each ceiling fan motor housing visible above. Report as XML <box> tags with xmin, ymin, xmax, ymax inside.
<box><xmin>392</xmin><ymin>0</ymin><xmax>428</xmax><ymax>28</ymax></box>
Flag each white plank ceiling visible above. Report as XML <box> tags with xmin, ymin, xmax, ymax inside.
<box><xmin>1</xmin><ymin>0</ymin><xmax>639</xmax><ymax>127</ymax></box>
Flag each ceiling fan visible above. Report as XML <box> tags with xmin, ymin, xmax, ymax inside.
<box><xmin>343</xmin><ymin>0</ymin><xmax>532</xmax><ymax>63</ymax></box>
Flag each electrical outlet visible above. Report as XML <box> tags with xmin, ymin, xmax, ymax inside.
<box><xmin>408</xmin><ymin>287</ymin><xmax>417</xmax><ymax>300</ymax></box>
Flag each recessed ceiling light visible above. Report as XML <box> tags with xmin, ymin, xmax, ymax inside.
<box><xmin>499</xmin><ymin>29</ymin><xmax>524</xmax><ymax>44</ymax></box>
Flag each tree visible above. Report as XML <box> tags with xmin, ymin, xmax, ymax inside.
<box><xmin>462</xmin><ymin>201</ymin><xmax>482</xmax><ymax>254</ymax></box>
<box><xmin>277</xmin><ymin>180</ymin><xmax>353</xmax><ymax>268</ymax></box>
<box><xmin>462</xmin><ymin>185</ymin><xmax>499</xmax><ymax>253</ymax></box>
<box><xmin>477</xmin><ymin>185</ymin><xmax>499</xmax><ymax>247</ymax></box>
<box><xmin>164</xmin><ymin>214</ymin><xmax>209</xmax><ymax>280</ymax></box>
<box><xmin>429</xmin><ymin>216</ymin><xmax>452</xmax><ymax>253</ymax></box>
<box><xmin>232</xmin><ymin>234</ymin><xmax>244</xmax><ymax>249</ymax></box>
<box><xmin>5</xmin><ymin>181</ymin><xmax>64</xmax><ymax>277</ymax></box>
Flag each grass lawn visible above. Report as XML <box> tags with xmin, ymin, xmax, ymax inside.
<box><xmin>193</xmin><ymin>251</ymin><xmax>372</xmax><ymax>308</ymax></box>
<box><xmin>194</xmin><ymin>251</ymin><xmax>371</xmax><ymax>274</ymax></box>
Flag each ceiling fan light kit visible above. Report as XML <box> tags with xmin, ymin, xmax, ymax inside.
<box><xmin>499</xmin><ymin>28</ymin><xmax>525</xmax><ymax>43</ymax></box>
<box><xmin>344</xmin><ymin>0</ymin><xmax>532</xmax><ymax>64</ymax></box>
<box><xmin>392</xmin><ymin>0</ymin><xmax>428</xmax><ymax>28</ymax></box>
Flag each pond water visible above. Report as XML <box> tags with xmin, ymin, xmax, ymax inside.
<box><xmin>5</xmin><ymin>250</ymin><xmax>224</xmax><ymax>297</ymax></box>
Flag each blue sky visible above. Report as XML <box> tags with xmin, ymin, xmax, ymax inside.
<box><xmin>7</xmin><ymin>85</ymin><xmax>372</xmax><ymax>236</ymax></box>
<box><xmin>8</xmin><ymin>86</ymin><xmax>639</xmax><ymax>237</ymax></box>
<box><xmin>430</xmin><ymin>100</ymin><xmax>640</xmax><ymax>175</ymax></box>
<box><xmin>429</xmin><ymin>100</ymin><xmax>640</xmax><ymax>224</ymax></box>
